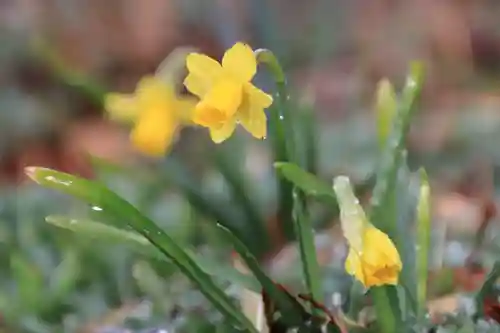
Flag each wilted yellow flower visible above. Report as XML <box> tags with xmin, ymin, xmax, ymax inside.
<box><xmin>184</xmin><ymin>42</ymin><xmax>273</xmax><ymax>143</ymax></box>
<box><xmin>345</xmin><ymin>225</ymin><xmax>402</xmax><ymax>287</ymax></box>
<box><xmin>105</xmin><ymin>76</ymin><xmax>195</xmax><ymax>156</ymax></box>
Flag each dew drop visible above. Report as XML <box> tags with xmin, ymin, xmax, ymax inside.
<box><xmin>279</xmin><ymin>115</ymin><xmax>284</xmax><ymax>120</ymax></box>
<box><xmin>91</xmin><ymin>206</ymin><xmax>103</xmax><ymax>211</ymax></box>
<box><xmin>45</xmin><ymin>175</ymin><xmax>73</xmax><ymax>186</ymax></box>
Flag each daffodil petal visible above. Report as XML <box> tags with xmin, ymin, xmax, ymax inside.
<box><xmin>104</xmin><ymin>93</ymin><xmax>138</xmax><ymax>122</ymax></box>
<box><xmin>185</xmin><ymin>53</ymin><xmax>223</xmax><ymax>97</ymax></box>
<box><xmin>209</xmin><ymin>117</ymin><xmax>236</xmax><ymax>143</ymax></box>
<box><xmin>200</xmin><ymin>79</ymin><xmax>242</xmax><ymax>118</ymax></box>
<box><xmin>131</xmin><ymin>112</ymin><xmax>178</xmax><ymax>156</ymax></box>
<box><xmin>238</xmin><ymin>105</ymin><xmax>267</xmax><ymax>139</ymax></box>
<box><xmin>130</xmin><ymin>88</ymin><xmax>178</xmax><ymax>157</ymax></box>
<box><xmin>222</xmin><ymin>42</ymin><xmax>256</xmax><ymax>82</ymax></box>
<box><xmin>362</xmin><ymin>226</ymin><xmax>402</xmax><ymax>269</ymax></box>
<box><xmin>246</xmin><ymin>84</ymin><xmax>273</xmax><ymax>108</ymax></box>
<box><xmin>136</xmin><ymin>76</ymin><xmax>175</xmax><ymax>110</ymax></box>
<box><xmin>184</xmin><ymin>73</ymin><xmax>206</xmax><ymax>98</ymax></box>
<box><xmin>175</xmin><ymin>98</ymin><xmax>198</xmax><ymax>125</ymax></box>
<box><xmin>193</xmin><ymin>103</ymin><xmax>227</xmax><ymax>128</ymax></box>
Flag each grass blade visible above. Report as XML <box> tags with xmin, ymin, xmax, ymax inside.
<box><xmin>26</xmin><ymin>167</ymin><xmax>257</xmax><ymax>332</ymax></box>
<box><xmin>216</xmin><ymin>224</ymin><xmax>305</xmax><ymax>327</ymax></box>
<box><xmin>46</xmin><ymin>215</ymin><xmax>261</xmax><ymax>293</ymax></box>
<box><xmin>368</xmin><ymin>62</ymin><xmax>425</xmax><ymax>333</ymax></box>
<box><xmin>416</xmin><ymin>169</ymin><xmax>431</xmax><ymax>319</ymax></box>
<box><xmin>375</xmin><ymin>78</ymin><xmax>397</xmax><ymax>149</ymax></box>
<box><xmin>370</xmin><ymin>61</ymin><xmax>424</xmax><ymax>236</ymax></box>
<box><xmin>292</xmin><ymin>189</ymin><xmax>323</xmax><ymax>312</ymax></box>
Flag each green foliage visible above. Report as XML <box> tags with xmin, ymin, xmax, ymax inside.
<box><xmin>21</xmin><ymin>43</ymin><xmax>500</xmax><ymax>333</ymax></box>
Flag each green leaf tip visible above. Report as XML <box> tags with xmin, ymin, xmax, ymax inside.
<box><xmin>375</xmin><ymin>78</ymin><xmax>397</xmax><ymax>149</ymax></box>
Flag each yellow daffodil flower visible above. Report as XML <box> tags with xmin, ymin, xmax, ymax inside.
<box><xmin>105</xmin><ymin>76</ymin><xmax>195</xmax><ymax>156</ymax></box>
<box><xmin>344</xmin><ymin>225</ymin><xmax>402</xmax><ymax>287</ymax></box>
<box><xmin>333</xmin><ymin>175</ymin><xmax>402</xmax><ymax>288</ymax></box>
<box><xmin>184</xmin><ymin>42</ymin><xmax>273</xmax><ymax>143</ymax></box>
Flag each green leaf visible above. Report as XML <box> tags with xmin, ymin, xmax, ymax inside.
<box><xmin>375</xmin><ymin>78</ymin><xmax>397</xmax><ymax>149</ymax></box>
<box><xmin>392</xmin><ymin>151</ymin><xmax>418</xmax><ymax>316</ymax></box>
<box><xmin>416</xmin><ymin>169</ymin><xmax>431</xmax><ymax>320</ymax></box>
<box><xmin>368</xmin><ymin>62</ymin><xmax>425</xmax><ymax>333</ymax></box>
<box><xmin>275</xmin><ymin>162</ymin><xmax>336</xmax><ymax>203</ymax></box>
<box><xmin>26</xmin><ymin>167</ymin><xmax>257</xmax><ymax>332</ymax></box>
<box><xmin>370</xmin><ymin>61</ymin><xmax>424</xmax><ymax>236</ymax></box>
<box><xmin>10</xmin><ymin>253</ymin><xmax>44</xmax><ymax>312</ymax></box>
<box><xmin>216</xmin><ymin>224</ymin><xmax>305</xmax><ymax>327</ymax></box>
<box><xmin>46</xmin><ymin>215</ymin><xmax>261</xmax><ymax>293</ymax></box>
<box><xmin>291</xmin><ymin>189</ymin><xmax>323</xmax><ymax>313</ymax></box>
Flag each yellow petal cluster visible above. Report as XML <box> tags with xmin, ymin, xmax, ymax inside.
<box><xmin>105</xmin><ymin>76</ymin><xmax>195</xmax><ymax>156</ymax></box>
<box><xmin>345</xmin><ymin>225</ymin><xmax>402</xmax><ymax>288</ymax></box>
<box><xmin>104</xmin><ymin>42</ymin><xmax>274</xmax><ymax>156</ymax></box>
<box><xmin>184</xmin><ymin>42</ymin><xmax>273</xmax><ymax>143</ymax></box>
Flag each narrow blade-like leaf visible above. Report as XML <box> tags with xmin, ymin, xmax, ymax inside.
<box><xmin>26</xmin><ymin>167</ymin><xmax>257</xmax><ymax>332</ymax></box>
<box><xmin>216</xmin><ymin>224</ymin><xmax>305</xmax><ymax>327</ymax></box>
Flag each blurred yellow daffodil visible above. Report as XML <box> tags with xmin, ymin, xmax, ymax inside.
<box><xmin>105</xmin><ymin>76</ymin><xmax>195</xmax><ymax>156</ymax></box>
<box><xmin>344</xmin><ymin>225</ymin><xmax>402</xmax><ymax>287</ymax></box>
<box><xmin>333</xmin><ymin>175</ymin><xmax>402</xmax><ymax>288</ymax></box>
<box><xmin>184</xmin><ymin>42</ymin><xmax>273</xmax><ymax>143</ymax></box>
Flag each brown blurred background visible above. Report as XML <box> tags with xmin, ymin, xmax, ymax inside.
<box><xmin>3</xmin><ymin>0</ymin><xmax>500</xmax><ymax>183</ymax></box>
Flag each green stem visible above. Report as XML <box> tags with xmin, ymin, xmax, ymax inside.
<box><xmin>292</xmin><ymin>189</ymin><xmax>323</xmax><ymax>312</ymax></box>
<box><xmin>256</xmin><ymin>49</ymin><xmax>322</xmax><ymax>309</ymax></box>
<box><xmin>255</xmin><ymin>48</ymin><xmax>297</xmax><ymax>241</ymax></box>
<box><xmin>371</xmin><ymin>287</ymin><xmax>397</xmax><ymax>332</ymax></box>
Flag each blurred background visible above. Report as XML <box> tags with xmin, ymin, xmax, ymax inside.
<box><xmin>3</xmin><ymin>0</ymin><xmax>500</xmax><ymax>332</ymax></box>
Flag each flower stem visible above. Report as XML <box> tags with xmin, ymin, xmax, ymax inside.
<box><xmin>256</xmin><ymin>49</ymin><xmax>322</xmax><ymax>311</ymax></box>
<box><xmin>255</xmin><ymin>48</ymin><xmax>296</xmax><ymax>242</ymax></box>
<box><xmin>292</xmin><ymin>189</ymin><xmax>323</xmax><ymax>313</ymax></box>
